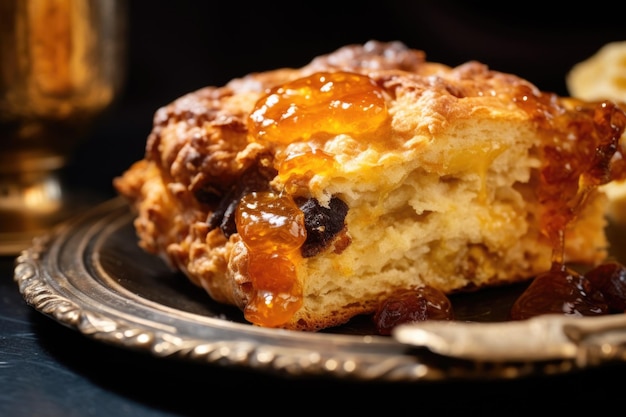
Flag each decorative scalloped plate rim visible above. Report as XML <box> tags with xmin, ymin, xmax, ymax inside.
<box><xmin>12</xmin><ymin>197</ymin><xmax>626</xmax><ymax>382</ymax></box>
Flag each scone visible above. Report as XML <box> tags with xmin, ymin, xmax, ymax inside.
<box><xmin>114</xmin><ymin>40</ymin><xmax>626</xmax><ymax>331</ymax></box>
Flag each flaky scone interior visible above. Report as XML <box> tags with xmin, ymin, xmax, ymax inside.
<box><xmin>114</xmin><ymin>41</ymin><xmax>626</xmax><ymax>331</ymax></box>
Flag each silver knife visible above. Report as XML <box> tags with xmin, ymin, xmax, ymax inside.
<box><xmin>392</xmin><ymin>313</ymin><xmax>626</xmax><ymax>363</ymax></box>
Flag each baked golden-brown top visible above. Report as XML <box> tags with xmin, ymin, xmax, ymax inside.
<box><xmin>115</xmin><ymin>41</ymin><xmax>626</xmax><ymax>331</ymax></box>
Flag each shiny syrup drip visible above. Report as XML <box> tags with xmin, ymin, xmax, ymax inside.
<box><xmin>236</xmin><ymin>72</ymin><xmax>389</xmax><ymax>327</ymax></box>
<box><xmin>508</xmin><ymin>91</ymin><xmax>626</xmax><ymax>320</ymax></box>
<box><xmin>248</xmin><ymin>71</ymin><xmax>388</xmax><ymax>146</ymax></box>
<box><xmin>585</xmin><ymin>261</ymin><xmax>626</xmax><ymax>312</ymax></box>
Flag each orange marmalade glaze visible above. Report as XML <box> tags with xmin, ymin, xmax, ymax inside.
<box><xmin>248</xmin><ymin>71</ymin><xmax>388</xmax><ymax>145</ymax></box>
<box><xmin>506</xmin><ymin>92</ymin><xmax>626</xmax><ymax>321</ymax></box>
<box><xmin>235</xmin><ymin>191</ymin><xmax>306</xmax><ymax>327</ymax></box>
<box><xmin>236</xmin><ymin>69</ymin><xmax>626</xmax><ymax>328</ymax></box>
<box><xmin>237</xmin><ymin>71</ymin><xmax>388</xmax><ymax>327</ymax></box>
<box><xmin>249</xmin><ymin>71</ymin><xmax>389</xmax><ymax>194</ymax></box>
<box><xmin>512</xmin><ymin>87</ymin><xmax>626</xmax><ymax>263</ymax></box>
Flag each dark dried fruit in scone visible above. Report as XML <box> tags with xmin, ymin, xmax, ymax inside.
<box><xmin>297</xmin><ymin>196</ymin><xmax>349</xmax><ymax>258</ymax></box>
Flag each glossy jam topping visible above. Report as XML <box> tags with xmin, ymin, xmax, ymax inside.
<box><xmin>235</xmin><ymin>191</ymin><xmax>306</xmax><ymax>327</ymax></box>
<box><xmin>513</xmin><ymin>92</ymin><xmax>626</xmax><ymax>262</ymax></box>
<box><xmin>503</xmin><ymin>94</ymin><xmax>626</xmax><ymax>322</ymax></box>
<box><xmin>248</xmin><ymin>71</ymin><xmax>388</xmax><ymax>146</ymax></box>
<box><xmin>235</xmin><ymin>71</ymin><xmax>389</xmax><ymax>327</ymax></box>
<box><xmin>249</xmin><ymin>71</ymin><xmax>389</xmax><ymax>195</ymax></box>
<box><xmin>277</xmin><ymin>148</ymin><xmax>338</xmax><ymax>194</ymax></box>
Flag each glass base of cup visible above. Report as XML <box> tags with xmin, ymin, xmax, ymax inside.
<box><xmin>0</xmin><ymin>171</ymin><xmax>103</xmax><ymax>256</ymax></box>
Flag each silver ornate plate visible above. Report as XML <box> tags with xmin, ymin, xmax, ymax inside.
<box><xmin>13</xmin><ymin>197</ymin><xmax>626</xmax><ymax>382</ymax></box>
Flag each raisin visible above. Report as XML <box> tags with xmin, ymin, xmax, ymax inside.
<box><xmin>235</xmin><ymin>191</ymin><xmax>306</xmax><ymax>327</ymax></box>
<box><xmin>510</xmin><ymin>262</ymin><xmax>609</xmax><ymax>320</ymax></box>
<box><xmin>585</xmin><ymin>261</ymin><xmax>626</xmax><ymax>312</ymax></box>
<box><xmin>373</xmin><ymin>287</ymin><xmax>454</xmax><ymax>336</ymax></box>
<box><xmin>297</xmin><ymin>196</ymin><xmax>349</xmax><ymax>258</ymax></box>
<box><xmin>248</xmin><ymin>71</ymin><xmax>388</xmax><ymax>146</ymax></box>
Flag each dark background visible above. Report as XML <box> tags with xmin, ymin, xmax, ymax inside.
<box><xmin>63</xmin><ymin>0</ymin><xmax>626</xmax><ymax>200</ymax></box>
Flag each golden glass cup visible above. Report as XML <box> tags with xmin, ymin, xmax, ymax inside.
<box><xmin>0</xmin><ymin>0</ymin><xmax>127</xmax><ymax>255</ymax></box>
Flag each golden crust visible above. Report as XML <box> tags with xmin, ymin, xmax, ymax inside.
<box><xmin>114</xmin><ymin>40</ymin><xmax>626</xmax><ymax>331</ymax></box>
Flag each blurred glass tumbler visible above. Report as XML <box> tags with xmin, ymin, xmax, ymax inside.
<box><xmin>0</xmin><ymin>0</ymin><xmax>126</xmax><ymax>255</ymax></box>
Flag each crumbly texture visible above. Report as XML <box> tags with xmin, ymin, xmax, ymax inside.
<box><xmin>115</xmin><ymin>40</ymin><xmax>623</xmax><ymax>331</ymax></box>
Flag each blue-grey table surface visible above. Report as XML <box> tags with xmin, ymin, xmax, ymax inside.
<box><xmin>3</xmin><ymin>252</ymin><xmax>626</xmax><ymax>416</ymax></box>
